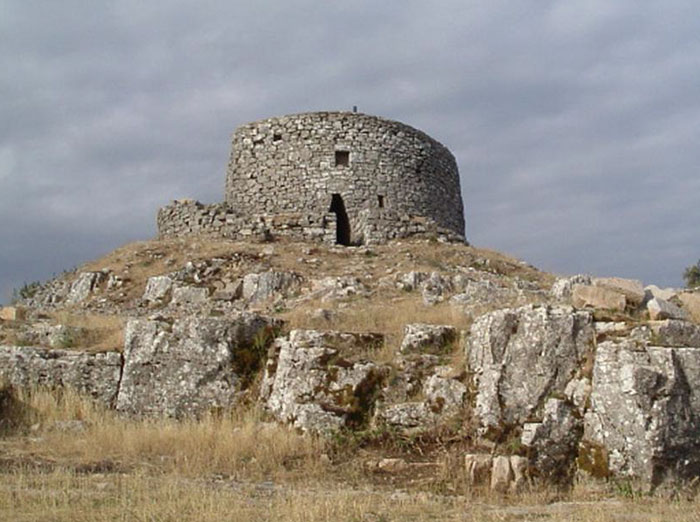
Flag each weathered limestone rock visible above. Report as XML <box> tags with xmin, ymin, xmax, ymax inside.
<box><xmin>572</xmin><ymin>284</ymin><xmax>626</xmax><ymax>312</ymax></box>
<box><xmin>260</xmin><ymin>330</ymin><xmax>387</xmax><ymax>433</ymax></box>
<box><xmin>142</xmin><ymin>275</ymin><xmax>173</xmax><ymax>303</ymax></box>
<box><xmin>374</xmin><ymin>402</ymin><xmax>431</xmax><ymax>429</ymax></box>
<box><xmin>0</xmin><ymin>345</ymin><xmax>121</xmax><ymax>406</ymax></box>
<box><xmin>467</xmin><ymin>305</ymin><xmax>594</xmax><ymax>437</ymax></box>
<box><xmin>117</xmin><ymin>313</ymin><xmax>279</xmax><ymax>417</ymax></box>
<box><xmin>310</xmin><ymin>276</ymin><xmax>367</xmax><ymax>301</ymax></box>
<box><xmin>583</xmin><ymin>339</ymin><xmax>700</xmax><ymax>489</ymax></box>
<box><xmin>423</xmin><ymin>372</ymin><xmax>466</xmax><ymax>417</ymax></box>
<box><xmin>491</xmin><ymin>456</ymin><xmax>514</xmax><ymax>493</ymax></box>
<box><xmin>374</xmin><ymin>355</ymin><xmax>466</xmax><ymax>431</ymax></box>
<box><xmin>521</xmin><ymin>399</ymin><xmax>582</xmax><ymax>483</ymax></box>
<box><xmin>509</xmin><ymin>456</ymin><xmax>529</xmax><ymax>492</ymax></box>
<box><xmin>647</xmin><ymin>297</ymin><xmax>688</xmax><ymax>321</ymax></box>
<box><xmin>421</xmin><ymin>272</ymin><xmax>452</xmax><ymax>305</ymax></box>
<box><xmin>397</xmin><ymin>271</ymin><xmax>429</xmax><ymax>292</ymax></box>
<box><xmin>678</xmin><ymin>292</ymin><xmax>700</xmax><ymax>323</ymax></box>
<box><xmin>649</xmin><ymin>320</ymin><xmax>700</xmax><ymax>347</ymax></box>
<box><xmin>66</xmin><ymin>271</ymin><xmax>106</xmax><ymax>304</ymax></box>
<box><xmin>465</xmin><ymin>454</ymin><xmax>492</xmax><ymax>485</ymax></box>
<box><xmin>171</xmin><ymin>285</ymin><xmax>210</xmax><ymax>306</ymax></box>
<box><xmin>0</xmin><ymin>306</ymin><xmax>25</xmax><ymax>321</ymax></box>
<box><xmin>645</xmin><ymin>285</ymin><xmax>679</xmax><ymax>302</ymax></box>
<box><xmin>550</xmin><ymin>274</ymin><xmax>592</xmax><ymax>301</ymax></box>
<box><xmin>594</xmin><ymin>277</ymin><xmax>646</xmax><ymax>305</ymax></box>
<box><xmin>449</xmin><ymin>279</ymin><xmax>519</xmax><ymax>309</ymax></box>
<box><xmin>242</xmin><ymin>271</ymin><xmax>302</xmax><ymax>303</ymax></box>
<box><xmin>399</xmin><ymin>324</ymin><xmax>457</xmax><ymax>354</ymax></box>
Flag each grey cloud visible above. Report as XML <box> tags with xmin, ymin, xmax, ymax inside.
<box><xmin>2</xmin><ymin>0</ymin><xmax>700</xmax><ymax>302</ymax></box>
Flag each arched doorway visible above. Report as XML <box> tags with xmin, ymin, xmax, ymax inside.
<box><xmin>329</xmin><ymin>193</ymin><xmax>350</xmax><ymax>246</ymax></box>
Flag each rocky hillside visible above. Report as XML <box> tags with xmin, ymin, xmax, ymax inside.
<box><xmin>2</xmin><ymin>235</ymin><xmax>700</xmax><ymax>493</ymax></box>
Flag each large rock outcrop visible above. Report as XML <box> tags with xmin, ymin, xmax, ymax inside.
<box><xmin>466</xmin><ymin>305</ymin><xmax>595</xmax><ymax>438</ymax></box>
<box><xmin>260</xmin><ymin>329</ymin><xmax>387</xmax><ymax>433</ymax></box>
<box><xmin>116</xmin><ymin>313</ymin><xmax>280</xmax><ymax>417</ymax></box>
<box><xmin>583</xmin><ymin>338</ymin><xmax>700</xmax><ymax>489</ymax></box>
<box><xmin>0</xmin><ymin>345</ymin><xmax>122</xmax><ymax>406</ymax></box>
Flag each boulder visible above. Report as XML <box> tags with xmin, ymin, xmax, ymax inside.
<box><xmin>421</xmin><ymin>272</ymin><xmax>453</xmax><ymax>305</ymax></box>
<box><xmin>491</xmin><ymin>456</ymin><xmax>514</xmax><ymax>493</ymax></box>
<box><xmin>583</xmin><ymin>339</ymin><xmax>700</xmax><ymax>490</ymax></box>
<box><xmin>116</xmin><ymin>313</ymin><xmax>279</xmax><ymax>417</ymax></box>
<box><xmin>521</xmin><ymin>398</ymin><xmax>582</xmax><ymax>483</ymax></box>
<box><xmin>396</xmin><ymin>271</ymin><xmax>429</xmax><ymax>292</ymax></box>
<box><xmin>0</xmin><ymin>345</ymin><xmax>122</xmax><ymax>406</ymax></box>
<box><xmin>572</xmin><ymin>285</ymin><xmax>626</xmax><ymax>312</ymax></box>
<box><xmin>550</xmin><ymin>274</ymin><xmax>592</xmax><ymax>300</ymax></box>
<box><xmin>310</xmin><ymin>276</ymin><xmax>367</xmax><ymax>301</ymax></box>
<box><xmin>467</xmin><ymin>305</ymin><xmax>594</xmax><ymax>437</ymax></box>
<box><xmin>678</xmin><ymin>292</ymin><xmax>700</xmax><ymax>323</ymax></box>
<box><xmin>647</xmin><ymin>297</ymin><xmax>688</xmax><ymax>321</ymax></box>
<box><xmin>399</xmin><ymin>324</ymin><xmax>457</xmax><ymax>354</ymax></box>
<box><xmin>171</xmin><ymin>285</ymin><xmax>210</xmax><ymax>306</ymax></box>
<box><xmin>649</xmin><ymin>320</ymin><xmax>700</xmax><ymax>348</ymax></box>
<box><xmin>375</xmin><ymin>402</ymin><xmax>432</xmax><ymax>430</ymax></box>
<box><xmin>242</xmin><ymin>271</ymin><xmax>302</xmax><ymax>303</ymax></box>
<box><xmin>645</xmin><ymin>285</ymin><xmax>679</xmax><ymax>302</ymax></box>
<box><xmin>65</xmin><ymin>271</ymin><xmax>106</xmax><ymax>304</ymax></box>
<box><xmin>260</xmin><ymin>329</ymin><xmax>387</xmax><ymax>433</ymax></box>
<box><xmin>422</xmin><ymin>373</ymin><xmax>466</xmax><ymax>417</ymax></box>
<box><xmin>142</xmin><ymin>275</ymin><xmax>173</xmax><ymax>303</ymax></box>
<box><xmin>593</xmin><ymin>277</ymin><xmax>646</xmax><ymax>305</ymax></box>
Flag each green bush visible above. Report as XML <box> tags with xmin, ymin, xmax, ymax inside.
<box><xmin>684</xmin><ymin>260</ymin><xmax>700</xmax><ymax>289</ymax></box>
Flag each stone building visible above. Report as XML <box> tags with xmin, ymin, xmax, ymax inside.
<box><xmin>158</xmin><ymin>111</ymin><xmax>466</xmax><ymax>245</ymax></box>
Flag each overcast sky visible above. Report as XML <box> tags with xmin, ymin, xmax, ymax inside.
<box><xmin>2</xmin><ymin>1</ymin><xmax>699</xmax><ymax>303</ymax></box>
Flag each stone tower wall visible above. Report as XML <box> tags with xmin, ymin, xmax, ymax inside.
<box><xmin>224</xmin><ymin>112</ymin><xmax>465</xmax><ymax>243</ymax></box>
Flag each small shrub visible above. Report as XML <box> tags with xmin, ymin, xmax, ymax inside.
<box><xmin>684</xmin><ymin>260</ymin><xmax>700</xmax><ymax>289</ymax></box>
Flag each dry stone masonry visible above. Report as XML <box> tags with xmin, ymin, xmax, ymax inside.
<box><xmin>158</xmin><ymin>112</ymin><xmax>466</xmax><ymax>245</ymax></box>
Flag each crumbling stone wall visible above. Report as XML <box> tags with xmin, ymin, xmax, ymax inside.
<box><xmin>225</xmin><ymin>112</ymin><xmax>465</xmax><ymax>244</ymax></box>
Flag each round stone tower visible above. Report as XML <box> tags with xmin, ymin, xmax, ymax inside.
<box><xmin>224</xmin><ymin>111</ymin><xmax>465</xmax><ymax>245</ymax></box>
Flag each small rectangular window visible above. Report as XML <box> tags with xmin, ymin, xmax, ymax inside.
<box><xmin>378</xmin><ymin>195</ymin><xmax>385</xmax><ymax>208</ymax></box>
<box><xmin>335</xmin><ymin>150</ymin><xmax>349</xmax><ymax>167</ymax></box>
<box><xmin>273</xmin><ymin>133</ymin><xmax>282</xmax><ymax>142</ymax></box>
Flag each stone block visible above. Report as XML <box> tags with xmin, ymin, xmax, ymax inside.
<box><xmin>572</xmin><ymin>284</ymin><xmax>626</xmax><ymax>311</ymax></box>
<box><xmin>491</xmin><ymin>456</ymin><xmax>513</xmax><ymax>493</ymax></box>
<box><xmin>593</xmin><ymin>277</ymin><xmax>646</xmax><ymax>305</ymax></box>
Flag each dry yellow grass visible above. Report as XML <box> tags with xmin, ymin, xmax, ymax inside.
<box><xmin>5</xmin><ymin>386</ymin><xmax>323</xmax><ymax>480</ymax></box>
<box><xmin>2</xmin><ymin>469</ymin><xmax>700</xmax><ymax>522</ymax></box>
<box><xmin>2</xmin><ymin>386</ymin><xmax>700</xmax><ymax>521</ymax></box>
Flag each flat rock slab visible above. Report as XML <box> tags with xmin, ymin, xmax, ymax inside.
<box><xmin>572</xmin><ymin>285</ymin><xmax>626</xmax><ymax>312</ymax></box>
<box><xmin>0</xmin><ymin>345</ymin><xmax>122</xmax><ymax>406</ymax></box>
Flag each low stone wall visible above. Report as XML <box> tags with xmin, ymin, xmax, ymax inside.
<box><xmin>157</xmin><ymin>200</ymin><xmax>466</xmax><ymax>245</ymax></box>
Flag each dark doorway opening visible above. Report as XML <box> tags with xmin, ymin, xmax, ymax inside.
<box><xmin>329</xmin><ymin>193</ymin><xmax>351</xmax><ymax>246</ymax></box>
